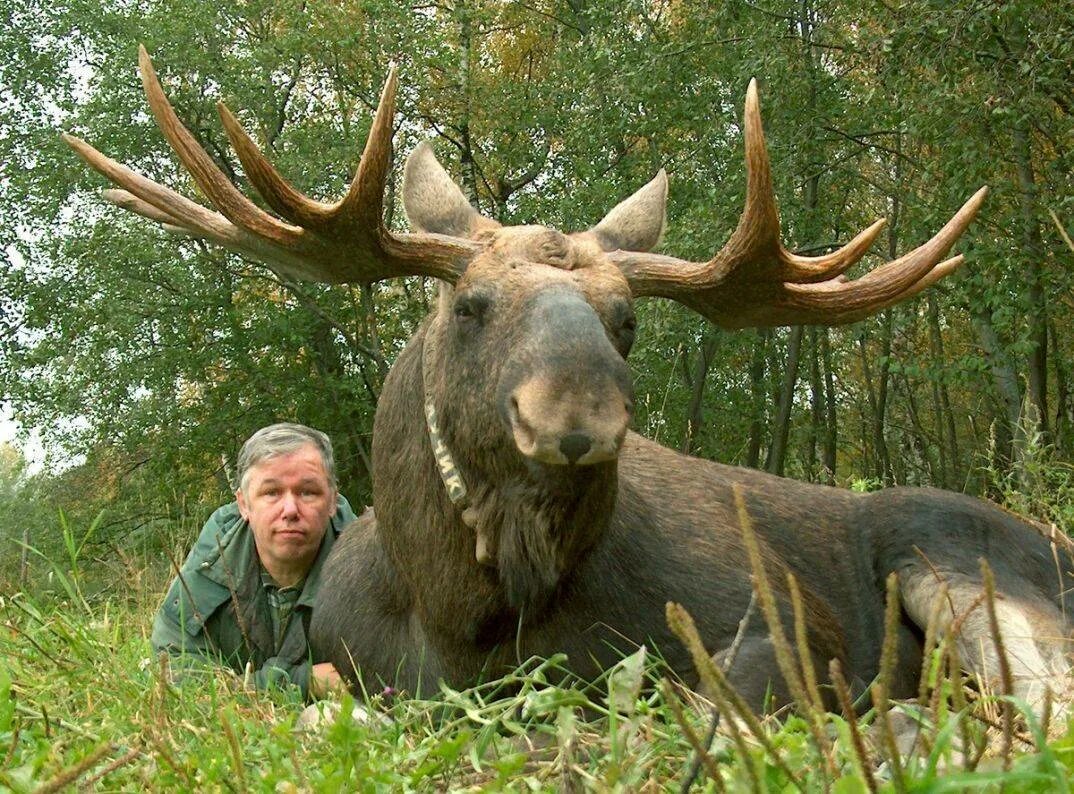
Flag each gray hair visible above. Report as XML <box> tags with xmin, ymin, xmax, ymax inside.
<box><xmin>236</xmin><ymin>423</ymin><xmax>337</xmax><ymax>494</ymax></box>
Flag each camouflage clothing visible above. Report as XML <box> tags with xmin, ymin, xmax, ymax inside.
<box><xmin>150</xmin><ymin>496</ymin><xmax>356</xmax><ymax>698</ymax></box>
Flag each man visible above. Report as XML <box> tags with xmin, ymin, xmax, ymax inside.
<box><xmin>151</xmin><ymin>423</ymin><xmax>357</xmax><ymax>698</ymax></box>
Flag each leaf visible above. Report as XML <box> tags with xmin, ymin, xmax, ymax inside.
<box><xmin>606</xmin><ymin>645</ymin><xmax>646</xmax><ymax>717</ymax></box>
<box><xmin>0</xmin><ymin>664</ymin><xmax>12</xmax><ymax>733</ymax></box>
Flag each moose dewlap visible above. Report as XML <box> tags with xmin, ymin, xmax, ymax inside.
<box><xmin>67</xmin><ymin>47</ymin><xmax>1070</xmax><ymax>712</ymax></box>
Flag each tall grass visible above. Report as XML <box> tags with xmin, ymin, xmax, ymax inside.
<box><xmin>3</xmin><ymin>507</ymin><xmax>1074</xmax><ymax>791</ymax></box>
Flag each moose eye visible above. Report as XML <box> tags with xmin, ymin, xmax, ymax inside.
<box><xmin>453</xmin><ymin>293</ymin><xmax>490</xmax><ymax>325</ymax></box>
<box><xmin>612</xmin><ymin>303</ymin><xmax>637</xmax><ymax>355</ymax></box>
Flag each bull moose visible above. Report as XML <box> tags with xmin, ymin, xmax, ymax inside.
<box><xmin>67</xmin><ymin>48</ymin><xmax>1072</xmax><ymax>710</ymax></box>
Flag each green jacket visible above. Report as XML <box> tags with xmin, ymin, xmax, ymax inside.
<box><xmin>150</xmin><ymin>496</ymin><xmax>357</xmax><ymax>698</ymax></box>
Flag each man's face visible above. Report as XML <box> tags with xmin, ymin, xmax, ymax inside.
<box><xmin>236</xmin><ymin>444</ymin><xmax>336</xmax><ymax>580</ymax></box>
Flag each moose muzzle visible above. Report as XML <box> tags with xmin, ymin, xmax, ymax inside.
<box><xmin>501</xmin><ymin>290</ymin><xmax>634</xmax><ymax>466</ymax></box>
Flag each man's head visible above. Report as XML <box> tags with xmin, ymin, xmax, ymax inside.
<box><xmin>235</xmin><ymin>423</ymin><xmax>338</xmax><ymax>585</ymax></box>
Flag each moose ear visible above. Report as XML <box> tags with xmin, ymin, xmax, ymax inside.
<box><xmin>590</xmin><ymin>170</ymin><xmax>668</xmax><ymax>253</ymax></box>
<box><xmin>403</xmin><ymin>142</ymin><xmax>500</xmax><ymax>237</ymax></box>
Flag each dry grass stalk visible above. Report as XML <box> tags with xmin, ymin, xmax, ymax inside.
<box><xmin>666</xmin><ymin>602</ymin><xmax>803</xmax><ymax>792</ymax></box>
<box><xmin>787</xmin><ymin>574</ymin><xmax>825</xmax><ymax>714</ymax></box>
<box><xmin>914</xmin><ymin>582</ymin><xmax>951</xmax><ymax>760</ymax></box>
<box><xmin>729</xmin><ymin>490</ymin><xmax>807</xmax><ymax>701</ymax></box>
<box><xmin>164</xmin><ymin>548</ymin><xmax>210</xmax><ymax>646</ymax></box>
<box><xmin>3</xmin><ymin>621</ymin><xmax>72</xmax><ymax>672</ymax></box>
<box><xmin>215</xmin><ymin>537</ymin><xmax>253</xmax><ymax>655</ymax></box>
<box><xmin>660</xmin><ymin>679</ymin><xmax>724</xmax><ymax>793</ymax></box>
<box><xmin>156</xmin><ymin>650</ymin><xmax>171</xmax><ymax>712</ymax></box>
<box><xmin>666</xmin><ymin>606</ymin><xmax>761</xmax><ymax>793</ymax></box>
<box><xmin>558</xmin><ymin>731</ymin><xmax>582</xmax><ymax>794</ymax></box>
<box><xmin>786</xmin><ymin>573</ymin><xmax>837</xmax><ymax>779</ymax></box>
<box><xmin>871</xmin><ymin>572</ymin><xmax>906</xmax><ymax>792</ymax></box>
<box><xmin>945</xmin><ymin>641</ymin><xmax>984</xmax><ymax>772</ymax></box>
<box><xmin>728</xmin><ymin>592</ymin><xmax>757</xmax><ymax>669</ymax></box>
<box><xmin>13</xmin><ymin>703</ymin><xmax>98</xmax><ymax>743</ymax></box>
<box><xmin>141</xmin><ymin>722</ymin><xmax>194</xmax><ymax>788</ymax></box>
<box><xmin>1041</xmin><ymin>688</ymin><xmax>1053</xmax><ymax>740</ymax></box>
<box><xmin>966</xmin><ymin>708</ymin><xmax>1035</xmax><ymax>749</ymax></box>
<box><xmin>677</xmin><ymin>592</ymin><xmax>759</xmax><ymax>792</ymax></box>
<box><xmin>979</xmin><ymin>560</ymin><xmax>1015</xmax><ymax>770</ymax></box>
<box><xmin>289</xmin><ymin>745</ymin><xmax>310</xmax><ymax>790</ymax></box>
<box><xmin>733</xmin><ymin>485</ymin><xmax>836</xmax><ymax>782</ymax></box>
<box><xmin>220</xmin><ymin>710</ymin><xmax>249</xmax><ymax>793</ymax></box>
<box><xmin>77</xmin><ymin>744</ymin><xmax>143</xmax><ymax>791</ymax></box>
<box><xmin>829</xmin><ymin>659</ymin><xmax>878</xmax><ymax>794</ymax></box>
<box><xmin>34</xmin><ymin>740</ymin><xmax>116</xmax><ymax>794</ymax></box>
<box><xmin>917</xmin><ymin>582</ymin><xmax>950</xmax><ymax>706</ymax></box>
<box><xmin>681</xmin><ymin>591</ymin><xmax>760</xmax><ymax>792</ymax></box>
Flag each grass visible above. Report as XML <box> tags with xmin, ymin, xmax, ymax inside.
<box><xmin>3</xmin><ymin>512</ymin><xmax>1074</xmax><ymax>791</ymax></box>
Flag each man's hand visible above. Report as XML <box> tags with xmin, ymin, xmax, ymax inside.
<box><xmin>310</xmin><ymin>662</ymin><xmax>345</xmax><ymax>698</ymax></box>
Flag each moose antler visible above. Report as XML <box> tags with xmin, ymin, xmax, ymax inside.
<box><xmin>610</xmin><ymin>79</ymin><xmax>987</xmax><ymax>328</ymax></box>
<box><xmin>63</xmin><ymin>46</ymin><xmax>478</xmax><ymax>284</ymax></box>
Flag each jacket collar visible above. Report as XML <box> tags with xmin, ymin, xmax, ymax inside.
<box><xmin>199</xmin><ymin>503</ymin><xmax>344</xmax><ymax>603</ymax></box>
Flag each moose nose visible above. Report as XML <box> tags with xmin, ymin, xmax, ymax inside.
<box><xmin>559</xmin><ymin>433</ymin><xmax>593</xmax><ymax>464</ymax></box>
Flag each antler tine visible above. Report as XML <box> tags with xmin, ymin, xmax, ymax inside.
<box><xmin>215</xmin><ymin>66</ymin><xmax>400</xmax><ymax>236</ymax></box>
<box><xmin>611</xmin><ymin>80</ymin><xmax>987</xmax><ymax>329</ymax></box>
<box><xmin>216</xmin><ymin>101</ymin><xmax>331</xmax><ymax>228</ymax></box>
<box><xmin>335</xmin><ymin>66</ymin><xmax>398</xmax><ymax>232</ymax></box>
<box><xmin>780</xmin><ymin>218</ymin><xmax>887</xmax><ymax>282</ymax></box>
<box><xmin>138</xmin><ymin>46</ymin><xmax>303</xmax><ymax>247</ymax></box>
<box><xmin>65</xmin><ymin>134</ymin><xmax>347</xmax><ymax>278</ymax></box>
<box><xmin>781</xmin><ymin>187</ymin><xmax>988</xmax><ymax>321</ymax></box>
<box><xmin>64</xmin><ymin>132</ymin><xmax>241</xmax><ymax>242</ymax></box>
<box><xmin>721</xmin><ymin>78</ymin><xmax>781</xmax><ymax>270</ymax></box>
<box><xmin>101</xmin><ymin>188</ymin><xmax>191</xmax><ymax>231</ymax></box>
<box><xmin>721</xmin><ymin>79</ymin><xmax>889</xmax><ymax>285</ymax></box>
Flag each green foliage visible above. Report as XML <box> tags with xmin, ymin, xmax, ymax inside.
<box><xmin>984</xmin><ymin>418</ymin><xmax>1074</xmax><ymax>530</ymax></box>
<box><xmin>2</xmin><ymin>0</ymin><xmax>1073</xmax><ymax>528</ymax></box>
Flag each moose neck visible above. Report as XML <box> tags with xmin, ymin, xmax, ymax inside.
<box><xmin>371</xmin><ymin>318</ymin><xmax>619</xmax><ymax>636</ymax></box>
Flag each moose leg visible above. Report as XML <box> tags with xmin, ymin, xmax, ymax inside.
<box><xmin>898</xmin><ymin>565</ymin><xmax>1071</xmax><ymax>709</ymax></box>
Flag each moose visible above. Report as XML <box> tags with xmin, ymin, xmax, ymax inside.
<box><xmin>67</xmin><ymin>48</ymin><xmax>1072</xmax><ymax>711</ymax></box>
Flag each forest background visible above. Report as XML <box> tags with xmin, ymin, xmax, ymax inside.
<box><xmin>1</xmin><ymin>0</ymin><xmax>1072</xmax><ymax>587</ymax></box>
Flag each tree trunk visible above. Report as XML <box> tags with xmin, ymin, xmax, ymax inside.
<box><xmin>820</xmin><ymin>327</ymin><xmax>837</xmax><ymax>484</ymax></box>
<box><xmin>858</xmin><ymin>315</ymin><xmax>893</xmax><ymax>484</ymax></box>
<box><xmin>806</xmin><ymin>327</ymin><xmax>822</xmax><ymax>479</ymax></box>
<box><xmin>928</xmin><ymin>357</ymin><xmax>949</xmax><ymax>488</ymax></box>
<box><xmin>858</xmin><ymin>332</ymin><xmax>877</xmax><ymax>476</ymax></box>
<box><xmin>1050</xmin><ymin>318</ymin><xmax>1071</xmax><ymax>451</ymax></box>
<box><xmin>927</xmin><ymin>294</ymin><xmax>960</xmax><ymax>488</ymax></box>
<box><xmin>1012</xmin><ymin>120</ymin><xmax>1049</xmax><ymax>439</ymax></box>
<box><xmin>457</xmin><ymin>1</ymin><xmax>479</xmax><ymax>204</ymax></box>
<box><xmin>681</xmin><ymin>332</ymin><xmax>718</xmax><ymax>455</ymax></box>
<box><xmin>767</xmin><ymin>325</ymin><xmax>804</xmax><ymax>477</ymax></box>
<box><xmin>900</xmin><ymin>373</ymin><xmax>936</xmax><ymax>484</ymax></box>
<box><xmin>746</xmin><ymin>329</ymin><xmax>769</xmax><ymax>469</ymax></box>
<box><xmin>971</xmin><ymin>305</ymin><xmax>1024</xmax><ymax>478</ymax></box>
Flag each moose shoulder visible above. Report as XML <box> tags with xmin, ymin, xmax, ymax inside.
<box><xmin>68</xmin><ymin>49</ymin><xmax>1072</xmax><ymax>710</ymax></box>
